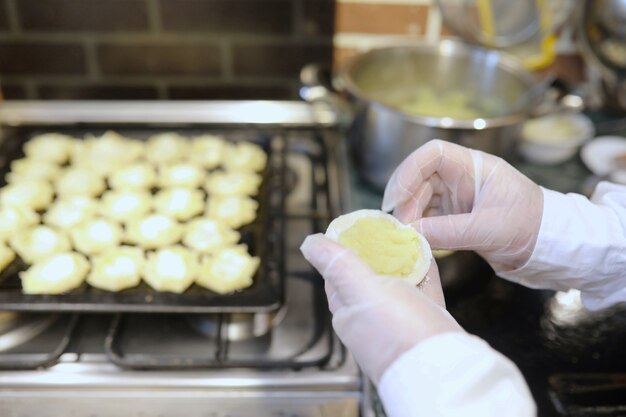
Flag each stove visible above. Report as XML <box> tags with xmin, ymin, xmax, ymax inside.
<box><xmin>0</xmin><ymin>101</ymin><xmax>370</xmax><ymax>417</ymax></box>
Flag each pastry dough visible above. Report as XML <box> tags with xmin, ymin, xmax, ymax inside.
<box><xmin>154</xmin><ymin>188</ymin><xmax>204</xmax><ymax>221</ymax></box>
<box><xmin>183</xmin><ymin>218</ymin><xmax>240</xmax><ymax>254</ymax></box>
<box><xmin>23</xmin><ymin>133</ymin><xmax>75</xmax><ymax>164</ymax></box>
<box><xmin>100</xmin><ymin>190</ymin><xmax>152</xmax><ymax>223</ymax></box>
<box><xmin>223</xmin><ymin>141</ymin><xmax>267</xmax><ymax>172</ymax></box>
<box><xmin>108</xmin><ymin>162</ymin><xmax>157</xmax><ymax>190</ymax></box>
<box><xmin>72</xmin><ymin>131</ymin><xmax>144</xmax><ymax>174</ymax></box>
<box><xmin>196</xmin><ymin>245</ymin><xmax>259</xmax><ymax>294</ymax></box>
<box><xmin>6</xmin><ymin>158</ymin><xmax>61</xmax><ymax>183</ymax></box>
<box><xmin>206</xmin><ymin>196</ymin><xmax>258</xmax><ymax>229</ymax></box>
<box><xmin>146</xmin><ymin>133</ymin><xmax>188</xmax><ymax>164</ymax></box>
<box><xmin>143</xmin><ymin>245</ymin><xmax>198</xmax><ymax>293</ymax></box>
<box><xmin>158</xmin><ymin>163</ymin><xmax>205</xmax><ymax>188</ymax></box>
<box><xmin>70</xmin><ymin>218</ymin><xmax>123</xmax><ymax>256</ymax></box>
<box><xmin>0</xmin><ymin>206</ymin><xmax>39</xmax><ymax>242</ymax></box>
<box><xmin>43</xmin><ymin>196</ymin><xmax>98</xmax><ymax>230</ymax></box>
<box><xmin>0</xmin><ymin>243</ymin><xmax>16</xmax><ymax>273</ymax></box>
<box><xmin>55</xmin><ymin>168</ymin><xmax>106</xmax><ymax>198</ymax></box>
<box><xmin>9</xmin><ymin>225</ymin><xmax>71</xmax><ymax>264</ymax></box>
<box><xmin>205</xmin><ymin>171</ymin><xmax>262</xmax><ymax>196</ymax></box>
<box><xmin>0</xmin><ymin>180</ymin><xmax>54</xmax><ymax>211</ymax></box>
<box><xmin>125</xmin><ymin>214</ymin><xmax>183</xmax><ymax>249</ymax></box>
<box><xmin>87</xmin><ymin>246</ymin><xmax>145</xmax><ymax>292</ymax></box>
<box><xmin>189</xmin><ymin>135</ymin><xmax>226</xmax><ymax>169</ymax></box>
<box><xmin>20</xmin><ymin>252</ymin><xmax>89</xmax><ymax>294</ymax></box>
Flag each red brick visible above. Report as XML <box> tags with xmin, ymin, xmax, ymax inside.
<box><xmin>0</xmin><ymin>42</ymin><xmax>86</xmax><ymax>75</ymax></box>
<box><xmin>233</xmin><ymin>43</ymin><xmax>333</xmax><ymax>77</ymax></box>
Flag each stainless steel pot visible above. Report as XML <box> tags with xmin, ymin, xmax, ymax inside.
<box><xmin>302</xmin><ymin>40</ymin><xmax>546</xmax><ymax>190</ymax></box>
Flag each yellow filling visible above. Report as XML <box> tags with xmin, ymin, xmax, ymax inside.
<box><xmin>338</xmin><ymin>217</ymin><xmax>420</xmax><ymax>277</ymax></box>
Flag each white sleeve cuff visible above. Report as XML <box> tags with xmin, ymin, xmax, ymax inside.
<box><xmin>377</xmin><ymin>332</ymin><xmax>535</xmax><ymax>417</ymax></box>
<box><xmin>498</xmin><ymin>185</ymin><xmax>626</xmax><ymax>311</ymax></box>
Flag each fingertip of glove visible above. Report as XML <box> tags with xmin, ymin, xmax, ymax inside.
<box><xmin>299</xmin><ymin>233</ymin><xmax>325</xmax><ymax>258</ymax></box>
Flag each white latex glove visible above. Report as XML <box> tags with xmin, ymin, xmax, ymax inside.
<box><xmin>382</xmin><ymin>139</ymin><xmax>543</xmax><ymax>272</ymax></box>
<box><xmin>300</xmin><ymin>233</ymin><xmax>463</xmax><ymax>385</ymax></box>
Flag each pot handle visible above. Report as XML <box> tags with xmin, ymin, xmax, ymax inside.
<box><xmin>531</xmin><ymin>78</ymin><xmax>586</xmax><ymax>117</ymax></box>
<box><xmin>300</xmin><ymin>63</ymin><xmax>354</xmax><ymax>128</ymax></box>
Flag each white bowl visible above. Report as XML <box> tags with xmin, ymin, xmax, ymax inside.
<box><xmin>580</xmin><ymin>135</ymin><xmax>626</xmax><ymax>184</ymax></box>
<box><xmin>519</xmin><ymin>112</ymin><xmax>595</xmax><ymax>165</ymax></box>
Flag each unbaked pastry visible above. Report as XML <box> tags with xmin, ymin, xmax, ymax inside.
<box><xmin>125</xmin><ymin>214</ymin><xmax>183</xmax><ymax>249</ymax></box>
<box><xmin>72</xmin><ymin>131</ymin><xmax>144</xmax><ymax>174</ymax></box>
<box><xmin>0</xmin><ymin>180</ymin><xmax>54</xmax><ymax>211</ymax></box>
<box><xmin>158</xmin><ymin>163</ymin><xmax>205</xmax><ymax>188</ymax></box>
<box><xmin>189</xmin><ymin>134</ymin><xmax>226</xmax><ymax>169</ymax></box>
<box><xmin>55</xmin><ymin>168</ymin><xmax>106</xmax><ymax>198</ymax></box>
<box><xmin>182</xmin><ymin>218</ymin><xmax>240</xmax><ymax>254</ymax></box>
<box><xmin>6</xmin><ymin>158</ymin><xmax>61</xmax><ymax>183</ymax></box>
<box><xmin>107</xmin><ymin>162</ymin><xmax>157</xmax><ymax>190</ymax></box>
<box><xmin>20</xmin><ymin>252</ymin><xmax>90</xmax><ymax>294</ymax></box>
<box><xmin>43</xmin><ymin>196</ymin><xmax>98</xmax><ymax>230</ymax></box>
<box><xmin>70</xmin><ymin>218</ymin><xmax>123</xmax><ymax>256</ymax></box>
<box><xmin>100</xmin><ymin>190</ymin><xmax>152</xmax><ymax>223</ymax></box>
<box><xmin>222</xmin><ymin>141</ymin><xmax>267</xmax><ymax>172</ymax></box>
<box><xmin>196</xmin><ymin>245</ymin><xmax>259</xmax><ymax>294</ymax></box>
<box><xmin>206</xmin><ymin>196</ymin><xmax>258</xmax><ymax>229</ymax></box>
<box><xmin>146</xmin><ymin>133</ymin><xmax>189</xmax><ymax>164</ymax></box>
<box><xmin>10</xmin><ymin>225</ymin><xmax>72</xmax><ymax>264</ymax></box>
<box><xmin>153</xmin><ymin>188</ymin><xmax>204</xmax><ymax>221</ymax></box>
<box><xmin>23</xmin><ymin>133</ymin><xmax>76</xmax><ymax>164</ymax></box>
<box><xmin>0</xmin><ymin>205</ymin><xmax>39</xmax><ymax>242</ymax></box>
<box><xmin>87</xmin><ymin>246</ymin><xmax>145</xmax><ymax>292</ymax></box>
<box><xmin>143</xmin><ymin>245</ymin><xmax>198</xmax><ymax>293</ymax></box>
<box><xmin>0</xmin><ymin>243</ymin><xmax>16</xmax><ymax>273</ymax></box>
<box><xmin>204</xmin><ymin>171</ymin><xmax>262</xmax><ymax>196</ymax></box>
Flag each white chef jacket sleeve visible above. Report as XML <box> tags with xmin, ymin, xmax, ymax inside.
<box><xmin>377</xmin><ymin>332</ymin><xmax>536</xmax><ymax>417</ymax></box>
<box><xmin>497</xmin><ymin>182</ymin><xmax>626</xmax><ymax>311</ymax></box>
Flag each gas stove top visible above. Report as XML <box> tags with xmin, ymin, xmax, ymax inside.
<box><xmin>0</xmin><ymin>101</ymin><xmax>368</xmax><ymax>417</ymax></box>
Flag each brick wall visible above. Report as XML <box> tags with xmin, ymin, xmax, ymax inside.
<box><xmin>0</xmin><ymin>0</ymin><xmax>336</xmax><ymax>100</ymax></box>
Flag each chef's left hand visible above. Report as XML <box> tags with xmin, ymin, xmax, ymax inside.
<box><xmin>300</xmin><ymin>234</ymin><xmax>463</xmax><ymax>385</ymax></box>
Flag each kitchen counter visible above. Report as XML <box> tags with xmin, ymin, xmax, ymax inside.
<box><xmin>347</xmin><ymin>140</ymin><xmax>626</xmax><ymax>417</ymax></box>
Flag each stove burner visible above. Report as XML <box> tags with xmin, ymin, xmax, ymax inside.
<box><xmin>0</xmin><ymin>312</ymin><xmax>58</xmax><ymax>352</ymax></box>
<box><xmin>187</xmin><ymin>305</ymin><xmax>288</xmax><ymax>342</ymax></box>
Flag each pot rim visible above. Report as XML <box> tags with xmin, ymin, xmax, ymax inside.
<box><xmin>338</xmin><ymin>39</ymin><xmax>541</xmax><ymax>130</ymax></box>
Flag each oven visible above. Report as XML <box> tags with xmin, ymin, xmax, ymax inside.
<box><xmin>0</xmin><ymin>101</ymin><xmax>372</xmax><ymax>417</ymax></box>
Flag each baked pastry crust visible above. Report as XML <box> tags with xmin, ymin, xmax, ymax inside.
<box><xmin>0</xmin><ymin>206</ymin><xmax>39</xmax><ymax>242</ymax></box>
<box><xmin>158</xmin><ymin>163</ymin><xmax>205</xmax><ymax>188</ymax></box>
<box><xmin>43</xmin><ymin>196</ymin><xmax>98</xmax><ymax>230</ymax></box>
<box><xmin>206</xmin><ymin>196</ymin><xmax>258</xmax><ymax>229</ymax></box>
<box><xmin>222</xmin><ymin>141</ymin><xmax>267</xmax><ymax>172</ymax></box>
<box><xmin>10</xmin><ymin>225</ymin><xmax>71</xmax><ymax>264</ymax></box>
<box><xmin>70</xmin><ymin>218</ymin><xmax>123</xmax><ymax>256</ymax></box>
<box><xmin>182</xmin><ymin>218</ymin><xmax>240</xmax><ymax>254</ymax></box>
<box><xmin>100</xmin><ymin>190</ymin><xmax>152</xmax><ymax>223</ymax></box>
<box><xmin>107</xmin><ymin>162</ymin><xmax>157</xmax><ymax>191</ymax></box>
<box><xmin>0</xmin><ymin>180</ymin><xmax>54</xmax><ymax>211</ymax></box>
<box><xmin>23</xmin><ymin>133</ymin><xmax>76</xmax><ymax>164</ymax></box>
<box><xmin>55</xmin><ymin>168</ymin><xmax>106</xmax><ymax>198</ymax></box>
<box><xmin>125</xmin><ymin>214</ymin><xmax>183</xmax><ymax>249</ymax></box>
<box><xmin>204</xmin><ymin>171</ymin><xmax>262</xmax><ymax>196</ymax></box>
<box><xmin>196</xmin><ymin>245</ymin><xmax>259</xmax><ymax>294</ymax></box>
<box><xmin>20</xmin><ymin>252</ymin><xmax>90</xmax><ymax>294</ymax></box>
<box><xmin>143</xmin><ymin>245</ymin><xmax>198</xmax><ymax>293</ymax></box>
<box><xmin>153</xmin><ymin>188</ymin><xmax>204</xmax><ymax>221</ymax></box>
<box><xmin>87</xmin><ymin>246</ymin><xmax>145</xmax><ymax>292</ymax></box>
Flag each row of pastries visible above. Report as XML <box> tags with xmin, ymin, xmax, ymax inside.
<box><xmin>0</xmin><ymin>131</ymin><xmax>267</xmax><ymax>296</ymax></box>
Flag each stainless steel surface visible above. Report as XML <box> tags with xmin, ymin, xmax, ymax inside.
<box><xmin>0</xmin><ymin>100</ymin><xmax>366</xmax><ymax>417</ymax></box>
<box><xmin>578</xmin><ymin>0</ymin><xmax>626</xmax><ymax>109</ymax></box>
<box><xmin>0</xmin><ymin>314</ymin><xmax>56</xmax><ymax>352</ymax></box>
<box><xmin>335</xmin><ymin>40</ymin><xmax>541</xmax><ymax>190</ymax></box>
<box><xmin>0</xmin><ymin>100</ymin><xmax>337</xmax><ymax>127</ymax></box>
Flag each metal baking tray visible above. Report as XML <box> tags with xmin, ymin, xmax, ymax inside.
<box><xmin>0</xmin><ymin>126</ymin><xmax>286</xmax><ymax>313</ymax></box>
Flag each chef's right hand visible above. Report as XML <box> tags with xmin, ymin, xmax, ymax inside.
<box><xmin>382</xmin><ymin>139</ymin><xmax>543</xmax><ymax>273</ymax></box>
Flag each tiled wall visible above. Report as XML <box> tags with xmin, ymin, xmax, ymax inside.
<box><xmin>0</xmin><ymin>0</ymin><xmax>583</xmax><ymax>101</ymax></box>
<box><xmin>0</xmin><ymin>0</ymin><xmax>335</xmax><ymax>100</ymax></box>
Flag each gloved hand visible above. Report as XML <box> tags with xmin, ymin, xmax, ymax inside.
<box><xmin>300</xmin><ymin>233</ymin><xmax>463</xmax><ymax>385</ymax></box>
<box><xmin>382</xmin><ymin>139</ymin><xmax>543</xmax><ymax>273</ymax></box>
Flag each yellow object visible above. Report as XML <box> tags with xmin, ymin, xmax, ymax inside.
<box><xmin>87</xmin><ymin>246</ymin><xmax>144</xmax><ymax>292</ymax></box>
<box><xmin>196</xmin><ymin>245</ymin><xmax>259</xmax><ymax>294</ymax></box>
<box><xmin>143</xmin><ymin>245</ymin><xmax>198</xmax><ymax>293</ymax></box>
<box><xmin>338</xmin><ymin>217</ymin><xmax>420</xmax><ymax>277</ymax></box>
<box><xmin>325</xmin><ymin>210</ymin><xmax>432</xmax><ymax>286</ymax></box>
<box><xmin>20</xmin><ymin>252</ymin><xmax>89</xmax><ymax>294</ymax></box>
<box><xmin>0</xmin><ymin>243</ymin><xmax>16</xmax><ymax>273</ymax></box>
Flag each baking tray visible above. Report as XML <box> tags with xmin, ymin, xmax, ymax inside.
<box><xmin>0</xmin><ymin>126</ymin><xmax>286</xmax><ymax>313</ymax></box>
